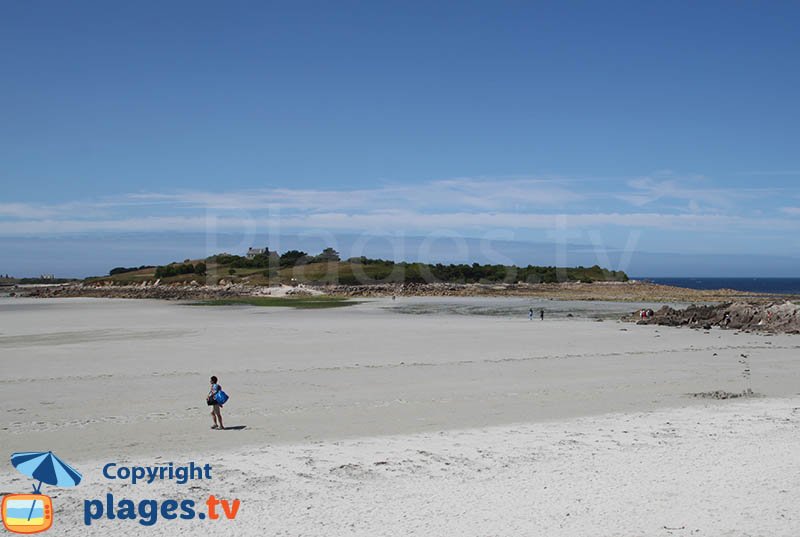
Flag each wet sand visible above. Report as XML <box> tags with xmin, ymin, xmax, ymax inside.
<box><xmin>1</xmin><ymin>297</ymin><xmax>799</xmax><ymax>535</ymax></box>
<box><xmin>2</xmin><ymin>297</ymin><xmax>800</xmax><ymax>459</ymax></box>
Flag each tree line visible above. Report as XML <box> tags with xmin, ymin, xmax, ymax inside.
<box><xmin>331</xmin><ymin>260</ymin><xmax>627</xmax><ymax>285</ymax></box>
<box><xmin>138</xmin><ymin>248</ymin><xmax>628</xmax><ymax>285</ymax></box>
<box><xmin>211</xmin><ymin>247</ymin><xmax>341</xmax><ymax>269</ymax></box>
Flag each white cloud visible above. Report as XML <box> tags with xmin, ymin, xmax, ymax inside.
<box><xmin>1</xmin><ymin>174</ymin><xmax>798</xmax><ymax>237</ymax></box>
<box><xmin>0</xmin><ymin>203</ymin><xmax>59</xmax><ymax>219</ymax></box>
<box><xmin>615</xmin><ymin>173</ymin><xmax>783</xmax><ymax>211</ymax></box>
<box><xmin>618</xmin><ymin>176</ymin><xmax>728</xmax><ymax>208</ymax></box>
<box><xmin>122</xmin><ymin>177</ymin><xmax>582</xmax><ymax>212</ymax></box>
<box><xmin>0</xmin><ymin>210</ymin><xmax>795</xmax><ymax>236</ymax></box>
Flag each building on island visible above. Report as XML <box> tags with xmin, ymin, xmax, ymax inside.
<box><xmin>246</xmin><ymin>247</ymin><xmax>268</xmax><ymax>259</ymax></box>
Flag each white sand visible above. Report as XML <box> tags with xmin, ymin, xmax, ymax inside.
<box><xmin>1</xmin><ymin>297</ymin><xmax>799</xmax><ymax>535</ymax></box>
<box><xmin>32</xmin><ymin>398</ymin><xmax>799</xmax><ymax>536</ymax></box>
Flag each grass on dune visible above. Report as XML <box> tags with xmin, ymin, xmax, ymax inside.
<box><xmin>191</xmin><ymin>296</ymin><xmax>358</xmax><ymax>309</ymax></box>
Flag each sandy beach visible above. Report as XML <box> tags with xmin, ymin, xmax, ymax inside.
<box><xmin>2</xmin><ymin>297</ymin><xmax>799</xmax><ymax>535</ymax></box>
<box><xmin>5</xmin><ymin>1</ymin><xmax>800</xmax><ymax>535</ymax></box>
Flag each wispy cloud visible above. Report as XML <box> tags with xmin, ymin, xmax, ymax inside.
<box><xmin>614</xmin><ymin>173</ymin><xmax>769</xmax><ymax>211</ymax></box>
<box><xmin>124</xmin><ymin>178</ymin><xmax>582</xmax><ymax>212</ymax></box>
<box><xmin>0</xmin><ymin>210</ymin><xmax>796</xmax><ymax>236</ymax></box>
<box><xmin>0</xmin><ymin>203</ymin><xmax>60</xmax><ymax>219</ymax></box>
<box><xmin>1</xmin><ymin>175</ymin><xmax>798</xmax><ymax>240</ymax></box>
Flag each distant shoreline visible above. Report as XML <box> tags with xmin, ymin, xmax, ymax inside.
<box><xmin>10</xmin><ymin>279</ymin><xmax>798</xmax><ymax>304</ymax></box>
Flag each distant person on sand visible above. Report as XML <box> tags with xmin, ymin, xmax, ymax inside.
<box><xmin>208</xmin><ymin>375</ymin><xmax>225</xmax><ymax>430</ymax></box>
<box><xmin>529</xmin><ymin>308</ymin><xmax>533</xmax><ymax>320</ymax></box>
<box><xmin>540</xmin><ymin>309</ymin><xmax>544</xmax><ymax>321</ymax></box>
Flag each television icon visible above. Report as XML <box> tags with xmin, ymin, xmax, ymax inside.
<box><xmin>1</xmin><ymin>494</ymin><xmax>53</xmax><ymax>534</ymax></box>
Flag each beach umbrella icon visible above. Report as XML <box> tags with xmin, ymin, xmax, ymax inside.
<box><xmin>3</xmin><ymin>451</ymin><xmax>82</xmax><ymax>529</ymax></box>
<box><xmin>11</xmin><ymin>451</ymin><xmax>82</xmax><ymax>493</ymax></box>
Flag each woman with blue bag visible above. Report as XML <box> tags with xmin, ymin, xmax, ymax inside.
<box><xmin>207</xmin><ymin>375</ymin><xmax>229</xmax><ymax>430</ymax></box>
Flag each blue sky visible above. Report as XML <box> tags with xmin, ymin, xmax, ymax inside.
<box><xmin>1</xmin><ymin>1</ymin><xmax>799</xmax><ymax>277</ymax></box>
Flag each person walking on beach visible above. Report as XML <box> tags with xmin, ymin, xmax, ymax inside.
<box><xmin>529</xmin><ymin>308</ymin><xmax>533</xmax><ymax>320</ymax></box>
<box><xmin>540</xmin><ymin>309</ymin><xmax>544</xmax><ymax>321</ymax></box>
<box><xmin>208</xmin><ymin>375</ymin><xmax>225</xmax><ymax>430</ymax></box>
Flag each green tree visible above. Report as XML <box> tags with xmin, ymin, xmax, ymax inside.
<box><xmin>315</xmin><ymin>247</ymin><xmax>341</xmax><ymax>262</ymax></box>
<box><xmin>280</xmin><ymin>250</ymin><xmax>310</xmax><ymax>267</ymax></box>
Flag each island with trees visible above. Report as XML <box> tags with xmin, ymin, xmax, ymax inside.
<box><xmin>10</xmin><ymin>247</ymin><xmax>792</xmax><ymax>306</ymax></box>
<box><xmin>98</xmin><ymin>246</ymin><xmax>629</xmax><ymax>287</ymax></box>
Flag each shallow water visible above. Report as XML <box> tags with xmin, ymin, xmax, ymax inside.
<box><xmin>380</xmin><ymin>296</ymin><xmax>690</xmax><ymax>320</ymax></box>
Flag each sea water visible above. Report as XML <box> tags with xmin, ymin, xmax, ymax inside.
<box><xmin>643</xmin><ymin>277</ymin><xmax>800</xmax><ymax>295</ymax></box>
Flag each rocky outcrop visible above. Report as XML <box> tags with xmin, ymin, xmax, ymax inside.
<box><xmin>19</xmin><ymin>282</ymin><xmax>256</xmax><ymax>300</ymax></box>
<box><xmin>629</xmin><ymin>301</ymin><xmax>800</xmax><ymax>333</ymax></box>
<box><xmin>16</xmin><ymin>280</ymin><xmax>328</xmax><ymax>300</ymax></box>
<box><xmin>315</xmin><ymin>283</ymin><xmax>475</xmax><ymax>297</ymax></box>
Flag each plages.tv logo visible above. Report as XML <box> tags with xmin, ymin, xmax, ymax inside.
<box><xmin>1</xmin><ymin>451</ymin><xmax>82</xmax><ymax>534</ymax></box>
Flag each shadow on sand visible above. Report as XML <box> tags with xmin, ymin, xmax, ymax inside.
<box><xmin>222</xmin><ymin>425</ymin><xmax>247</xmax><ymax>431</ymax></box>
